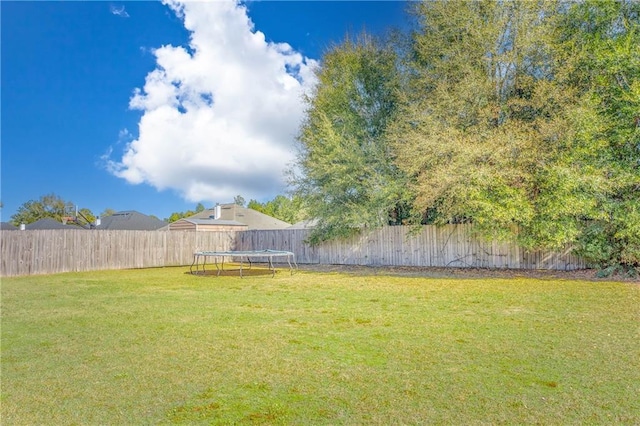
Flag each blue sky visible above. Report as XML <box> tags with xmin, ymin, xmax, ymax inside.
<box><xmin>1</xmin><ymin>1</ymin><xmax>409</xmax><ymax>221</ymax></box>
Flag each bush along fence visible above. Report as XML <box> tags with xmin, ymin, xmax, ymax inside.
<box><xmin>1</xmin><ymin>225</ymin><xmax>586</xmax><ymax>277</ymax></box>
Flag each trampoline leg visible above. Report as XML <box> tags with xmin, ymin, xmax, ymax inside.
<box><xmin>287</xmin><ymin>254</ymin><xmax>298</xmax><ymax>275</ymax></box>
<box><xmin>268</xmin><ymin>256</ymin><xmax>275</xmax><ymax>277</ymax></box>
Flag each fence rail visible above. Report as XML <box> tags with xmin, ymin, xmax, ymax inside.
<box><xmin>1</xmin><ymin>225</ymin><xmax>586</xmax><ymax>277</ymax></box>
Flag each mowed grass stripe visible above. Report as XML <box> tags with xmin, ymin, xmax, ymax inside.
<box><xmin>2</xmin><ymin>267</ymin><xmax>639</xmax><ymax>424</ymax></box>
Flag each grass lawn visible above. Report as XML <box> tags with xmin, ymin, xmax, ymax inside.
<box><xmin>2</xmin><ymin>266</ymin><xmax>639</xmax><ymax>424</ymax></box>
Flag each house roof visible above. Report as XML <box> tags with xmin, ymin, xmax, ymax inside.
<box><xmin>1</xmin><ymin>222</ymin><xmax>18</xmax><ymax>230</ymax></box>
<box><xmin>178</xmin><ymin>218</ymin><xmax>246</xmax><ymax>227</ymax></box>
<box><xmin>25</xmin><ymin>218</ymin><xmax>77</xmax><ymax>230</ymax></box>
<box><xmin>288</xmin><ymin>219</ymin><xmax>318</xmax><ymax>229</ymax></box>
<box><xmin>96</xmin><ymin>210</ymin><xmax>166</xmax><ymax>231</ymax></box>
<box><xmin>186</xmin><ymin>203</ymin><xmax>291</xmax><ymax>230</ymax></box>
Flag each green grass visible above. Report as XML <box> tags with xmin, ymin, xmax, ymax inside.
<box><xmin>2</xmin><ymin>266</ymin><xmax>639</xmax><ymax>425</ymax></box>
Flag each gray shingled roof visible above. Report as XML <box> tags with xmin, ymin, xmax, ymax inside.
<box><xmin>180</xmin><ymin>218</ymin><xmax>246</xmax><ymax>226</ymax></box>
<box><xmin>185</xmin><ymin>203</ymin><xmax>291</xmax><ymax>230</ymax></box>
<box><xmin>25</xmin><ymin>218</ymin><xmax>77</xmax><ymax>230</ymax></box>
<box><xmin>288</xmin><ymin>219</ymin><xmax>318</xmax><ymax>229</ymax></box>
<box><xmin>1</xmin><ymin>222</ymin><xmax>18</xmax><ymax>230</ymax></box>
<box><xmin>96</xmin><ymin>211</ymin><xmax>166</xmax><ymax>231</ymax></box>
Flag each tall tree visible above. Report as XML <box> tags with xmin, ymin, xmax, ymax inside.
<box><xmin>11</xmin><ymin>194</ymin><xmax>82</xmax><ymax>226</ymax></box>
<box><xmin>247</xmin><ymin>195</ymin><xmax>305</xmax><ymax>224</ymax></box>
<box><xmin>392</xmin><ymin>1</ymin><xmax>566</xmax><ymax>236</ymax></box>
<box><xmin>100</xmin><ymin>208</ymin><xmax>117</xmax><ymax>218</ymax></box>
<box><xmin>291</xmin><ymin>33</ymin><xmax>411</xmax><ymax>243</ymax></box>
<box><xmin>76</xmin><ymin>208</ymin><xmax>96</xmax><ymax>226</ymax></box>
<box><xmin>390</xmin><ymin>0</ymin><xmax>639</xmax><ymax>270</ymax></box>
<box><xmin>165</xmin><ymin>203</ymin><xmax>209</xmax><ymax>223</ymax></box>
<box><xmin>552</xmin><ymin>0</ymin><xmax>640</xmax><ymax>270</ymax></box>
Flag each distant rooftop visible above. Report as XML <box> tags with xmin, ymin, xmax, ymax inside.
<box><xmin>25</xmin><ymin>218</ymin><xmax>75</xmax><ymax>230</ymax></box>
<box><xmin>96</xmin><ymin>210</ymin><xmax>166</xmax><ymax>231</ymax></box>
<box><xmin>180</xmin><ymin>218</ymin><xmax>246</xmax><ymax>226</ymax></box>
<box><xmin>185</xmin><ymin>203</ymin><xmax>291</xmax><ymax>230</ymax></box>
<box><xmin>1</xmin><ymin>222</ymin><xmax>18</xmax><ymax>231</ymax></box>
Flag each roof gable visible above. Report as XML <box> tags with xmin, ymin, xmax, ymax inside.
<box><xmin>185</xmin><ymin>203</ymin><xmax>291</xmax><ymax>230</ymax></box>
<box><xmin>96</xmin><ymin>211</ymin><xmax>166</xmax><ymax>230</ymax></box>
<box><xmin>178</xmin><ymin>218</ymin><xmax>246</xmax><ymax>226</ymax></box>
<box><xmin>1</xmin><ymin>222</ymin><xmax>18</xmax><ymax>230</ymax></box>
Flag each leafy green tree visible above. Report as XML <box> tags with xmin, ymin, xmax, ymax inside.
<box><xmin>76</xmin><ymin>208</ymin><xmax>96</xmax><ymax>226</ymax></box>
<box><xmin>166</xmin><ymin>212</ymin><xmax>184</xmax><ymax>223</ymax></box>
<box><xmin>165</xmin><ymin>204</ymin><xmax>208</xmax><ymax>223</ymax></box>
<box><xmin>11</xmin><ymin>194</ymin><xmax>82</xmax><ymax>226</ymax></box>
<box><xmin>392</xmin><ymin>1</ymin><xmax>568</xmax><ymax>237</ymax></box>
<box><xmin>288</xmin><ymin>1</ymin><xmax>638</xmax><ymax>271</ymax></box>
<box><xmin>291</xmin><ymin>33</ymin><xmax>411</xmax><ymax>243</ymax></box>
<box><xmin>388</xmin><ymin>0</ymin><xmax>639</xmax><ymax>271</ymax></box>
<box><xmin>100</xmin><ymin>208</ymin><xmax>117</xmax><ymax>218</ymax></box>
<box><xmin>552</xmin><ymin>0</ymin><xmax>640</xmax><ymax>271</ymax></box>
<box><xmin>234</xmin><ymin>195</ymin><xmax>246</xmax><ymax>207</ymax></box>
<box><xmin>247</xmin><ymin>195</ymin><xmax>305</xmax><ymax>224</ymax></box>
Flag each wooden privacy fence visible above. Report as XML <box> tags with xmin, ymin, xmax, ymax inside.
<box><xmin>236</xmin><ymin>225</ymin><xmax>587</xmax><ymax>270</ymax></box>
<box><xmin>1</xmin><ymin>230</ymin><xmax>234</xmax><ymax>277</ymax></box>
<box><xmin>1</xmin><ymin>225</ymin><xmax>586</xmax><ymax>277</ymax></box>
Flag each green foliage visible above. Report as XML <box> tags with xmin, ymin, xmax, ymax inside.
<box><xmin>290</xmin><ymin>1</ymin><xmax>638</xmax><ymax>267</ymax></box>
<box><xmin>10</xmin><ymin>193</ymin><xmax>92</xmax><ymax>226</ymax></box>
<box><xmin>247</xmin><ymin>195</ymin><xmax>305</xmax><ymax>224</ymax></box>
<box><xmin>100</xmin><ymin>208</ymin><xmax>116</xmax><ymax>218</ymax></box>
<box><xmin>390</xmin><ymin>0</ymin><xmax>640</xmax><ymax>268</ymax></box>
<box><xmin>165</xmin><ymin>203</ymin><xmax>209</xmax><ymax>223</ymax></box>
<box><xmin>233</xmin><ymin>195</ymin><xmax>246</xmax><ymax>207</ymax></box>
<box><xmin>291</xmin><ymin>33</ymin><xmax>412</xmax><ymax>244</ymax></box>
<box><xmin>76</xmin><ymin>208</ymin><xmax>96</xmax><ymax>225</ymax></box>
<box><xmin>553</xmin><ymin>0</ymin><xmax>640</xmax><ymax>268</ymax></box>
<box><xmin>393</xmin><ymin>1</ymin><xmax>579</xmax><ymax>243</ymax></box>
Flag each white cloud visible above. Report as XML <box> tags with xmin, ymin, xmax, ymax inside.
<box><xmin>107</xmin><ymin>0</ymin><xmax>317</xmax><ymax>204</ymax></box>
<box><xmin>110</xmin><ymin>4</ymin><xmax>130</xmax><ymax>18</ymax></box>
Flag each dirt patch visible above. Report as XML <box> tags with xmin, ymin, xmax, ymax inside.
<box><xmin>297</xmin><ymin>264</ymin><xmax>639</xmax><ymax>282</ymax></box>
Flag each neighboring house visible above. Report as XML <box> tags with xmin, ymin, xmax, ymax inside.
<box><xmin>1</xmin><ymin>222</ymin><xmax>18</xmax><ymax>231</ymax></box>
<box><xmin>168</xmin><ymin>218</ymin><xmax>248</xmax><ymax>232</ymax></box>
<box><xmin>24</xmin><ymin>218</ymin><xmax>79</xmax><ymax>230</ymax></box>
<box><xmin>95</xmin><ymin>211</ymin><xmax>166</xmax><ymax>231</ymax></box>
<box><xmin>173</xmin><ymin>203</ymin><xmax>291</xmax><ymax>231</ymax></box>
<box><xmin>288</xmin><ymin>219</ymin><xmax>318</xmax><ymax>229</ymax></box>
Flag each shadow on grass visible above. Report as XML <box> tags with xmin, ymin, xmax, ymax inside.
<box><xmin>186</xmin><ymin>268</ymin><xmax>277</xmax><ymax>278</ymax></box>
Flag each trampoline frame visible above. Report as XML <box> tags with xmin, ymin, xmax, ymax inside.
<box><xmin>190</xmin><ymin>249</ymin><xmax>297</xmax><ymax>277</ymax></box>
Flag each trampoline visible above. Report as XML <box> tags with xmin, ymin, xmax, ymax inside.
<box><xmin>190</xmin><ymin>249</ymin><xmax>297</xmax><ymax>277</ymax></box>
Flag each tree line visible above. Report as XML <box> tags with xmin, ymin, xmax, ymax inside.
<box><xmin>289</xmin><ymin>0</ymin><xmax>639</xmax><ymax>273</ymax></box>
<box><xmin>6</xmin><ymin>193</ymin><xmax>304</xmax><ymax>227</ymax></box>
<box><xmin>8</xmin><ymin>194</ymin><xmax>110</xmax><ymax>227</ymax></box>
